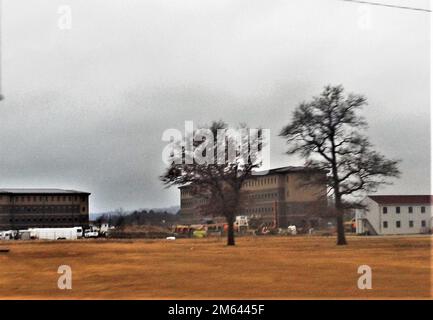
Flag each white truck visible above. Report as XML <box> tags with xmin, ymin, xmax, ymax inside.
<box><xmin>73</xmin><ymin>227</ymin><xmax>84</xmax><ymax>238</ymax></box>
<box><xmin>0</xmin><ymin>230</ymin><xmax>16</xmax><ymax>240</ymax></box>
<box><xmin>84</xmin><ymin>226</ymin><xmax>99</xmax><ymax>238</ymax></box>
<box><xmin>29</xmin><ymin>228</ymin><xmax>79</xmax><ymax>240</ymax></box>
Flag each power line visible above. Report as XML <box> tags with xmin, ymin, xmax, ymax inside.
<box><xmin>340</xmin><ymin>0</ymin><xmax>431</xmax><ymax>12</ymax></box>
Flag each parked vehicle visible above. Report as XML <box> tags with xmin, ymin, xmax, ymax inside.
<box><xmin>235</xmin><ymin>216</ymin><xmax>249</xmax><ymax>233</ymax></box>
<box><xmin>73</xmin><ymin>227</ymin><xmax>84</xmax><ymax>238</ymax></box>
<box><xmin>287</xmin><ymin>225</ymin><xmax>297</xmax><ymax>235</ymax></box>
<box><xmin>84</xmin><ymin>226</ymin><xmax>99</xmax><ymax>238</ymax></box>
<box><xmin>0</xmin><ymin>230</ymin><xmax>16</xmax><ymax>240</ymax></box>
<box><xmin>18</xmin><ymin>230</ymin><xmax>31</xmax><ymax>240</ymax></box>
<box><xmin>29</xmin><ymin>228</ymin><xmax>78</xmax><ymax>240</ymax></box>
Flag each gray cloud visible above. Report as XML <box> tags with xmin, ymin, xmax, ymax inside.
<box><xmin>0</xmin><ymin>0</ymin><xmax>429</xmax><ymax>212</ymax></box>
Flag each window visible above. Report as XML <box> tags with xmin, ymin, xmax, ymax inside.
<box><xmin>421</xmin><ymin>220</ymin><xmax>426</xmax><ymax>227</ymax></box>
<box><xmin>409</xmin><ymin>221</ymin><xmax>414</xmax><ymax>228</ymax></box>
<box><xmin>408</xmin><ymin>207</ymin><xmax>413</xmax><ymax>213</ymax></box>
<box><xmin>383</xmin><ymin>221</ymin><xmax>388</xmax><ymax>228</ymax></box>
<box><xmin>396</xmin><ymin>207</ymin><xmax>400</xmax><ymax>214</ymax></box>
<box><xmin>382</xmin><ymin>207</ymin><xmax>388</xmax><ymax>214</ymax></box>
<box><xmin>421</xmin><ymin>206</ymin><xmax>426</xmax><ymax>213</ymax></box>
<box><xmin>396</xmin><ymin>221</ymin><xmax>401</xmax><ymax>228</ymax></box>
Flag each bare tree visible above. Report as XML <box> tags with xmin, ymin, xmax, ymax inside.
<box><xmin>280</xmin><ymin>85</ymin><xmax>400</xmax><ymax>245</ymax></box>
<box><xmin>161</xmin><ymin>121</ymin><xmax>265</xmax><ymax>246</ymax></box>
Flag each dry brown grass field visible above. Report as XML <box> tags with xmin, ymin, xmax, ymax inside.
<box><xmin>0</xmin><ymin>235</ymin><xmax>431</xmax><ymax>299</ymax></box>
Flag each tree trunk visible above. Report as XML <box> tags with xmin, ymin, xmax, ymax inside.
<box><xmin>227</xmin><ymin>217</ymin><xmax>235</xmax><ymax>246</ymax></box>
<box><xmin>336</xmin><ymin>213</ymin><xmax>347</xmax><ymax>245</ymax></box>
<box><xmin>334</xmin><ymin>192</ymin><xmax>347</xmax><ymax>245</ymax></box>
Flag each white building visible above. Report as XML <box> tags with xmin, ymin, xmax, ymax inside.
<box><xmin>356</xmin><ymin>195</ymin><xmax>433</xmax><ymax>235</ymax></box>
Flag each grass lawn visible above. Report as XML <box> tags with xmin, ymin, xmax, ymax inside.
<box><xmin>0</xmin><ymin>235</ymin><xmax>431</xmax><ymax>299</ymax></box>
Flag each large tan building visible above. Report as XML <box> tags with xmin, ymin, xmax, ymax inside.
<box><xmin>0</xmin><ymin>189</ymin><xmax>90</xmax><ymax>230</ymax></box>
<box><xmin>179</xmin><ymin>166</ymin><xmax>327</xmax><ymax>228</ymax></box>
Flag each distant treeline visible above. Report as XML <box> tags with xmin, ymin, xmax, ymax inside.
<box><xmin>95</xmin><ymin>209</ymin><xmax>180</xmax><ymax>228</ymax></box>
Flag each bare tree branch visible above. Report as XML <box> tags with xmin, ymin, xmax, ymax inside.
<box><xmin>280</xmin><ymin>85</ymin><xmax>400</xmax><ymax>245</ymax></box>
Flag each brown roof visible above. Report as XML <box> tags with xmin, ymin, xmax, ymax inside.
<box><xmin>369</xmin><ymin>195</ymin><xmax>433</xmax><ymax>205</ymax></box>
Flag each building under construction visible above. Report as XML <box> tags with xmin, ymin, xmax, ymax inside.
<box><xmin>179</xmin><ymin>166</ymin><xmax>328</xmax><ymax>228</ymax></box>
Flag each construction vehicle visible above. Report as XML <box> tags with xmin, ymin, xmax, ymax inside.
<box><xmin>235</xmin><ymin>216</ymin><xmax>249</xmax><ymax>233</ymax></box>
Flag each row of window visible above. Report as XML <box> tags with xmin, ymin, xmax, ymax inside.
<box><xmin>249</xmin><ymin>193</ymin><xmax>278</xmax><ymax>200</ymax></box>
<box><xmin>181</xmin><ymin>198</ymin><xmax>208</xmax><ymax>208</ymax></box>
<box><xmin>382</xmin><ymin>206</ymin><xmax>426</xmax><ymax>214</ymax></box>
<box><xmin>10</xmin><ymin>205</ymin><xmax>79</xmax><ymax>210</ymax></box>
<box><xmin>243</xmin><ymin>176</ymin><xmax>278</xmax><ymax>188</ymax></box>
<box><xmin>9</xmin><ymin>216</ymin><xmax>86</xmax><ymax>223</ymax></box>
<box><xmin>383</xmin><ymin>220</ymin><xmax>427</xmax><ymax>229</ymax></box>
<box><xmin>4</xmin><ymin>205</ymin><xmax>86</xmax><ymax>214</ymax></box>
<box><xmin>181</xmin><ymin>199</ymin><xmax>195</xmax><ymax>208</ymax></box>
<box><xmin>180</xmin><ymin>189</ymin><xmax>192</xmax><ymax>196</ymax></box>
<box><xmin>244</xmin><ymin>207</ymin><xmax>274</xmax><ymax>214</ymax></box>
<box><xmin>182</xmin><ymin>193</ymin><xmax>279</xmax><ymax>208</ymax></box>
<box><xmin>5</xmin><ymin>195</ymin><xmax>86</xmax><ymax>203</ymax></box>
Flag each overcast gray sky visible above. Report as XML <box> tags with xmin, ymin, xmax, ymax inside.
<box><xmin>0</xmin><ymin>0</ymin><xmax>430</xmax><ymax>212</ymax></box>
